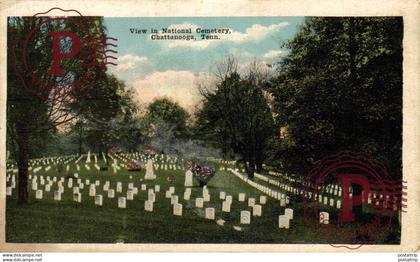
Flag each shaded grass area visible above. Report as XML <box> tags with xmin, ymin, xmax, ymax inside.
<box><xmin>6</xmin><ymin>157</ymin><xmax>401</xmax><ymax>244</ymax></box>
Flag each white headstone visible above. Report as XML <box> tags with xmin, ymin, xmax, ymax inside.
<box><xmin>195</xmin><ymin>197</ymin><xmax>204</xmax><ymax>208</ymax></box>
<box><xmin>32</xmin><ymin>182</ymin><xmax>38</xmax><ymax>191</ymax></box>
<box><xmin>219</xmin><ymin>191</ymin><xmax>226</xmax><ymax>200</ymax></box>
<box><xmin>336</xmin><ymin>200</ymin><xmax>341</xmax><ymax>209</ymax></box>
<box><xmin>278</xmin><ymin>215</ymin><xmax>290</xmax><ymax>229</ymax></box>
<box><xmin>238</xmin><ymin>193</ymin><xmax>245</xmax><ymax>202</ymax></box>
<box><xmin>319</xmin><ymin>211</ymin><xmax>329</xmax><ymax>224</ymax></box>
<box><xmin>205</xmin><ymin>208</ymin><xmax>215</xmax><ymax>220</ymax></box>
<box><xmin>73</xmin><ymin>187</ymin><xmax>80</xmax><ymax>194</ymax></box>
<box><xmin>54</xmin><ymin>191</ymin><xmax>61</xmax><ymax>201</ymax></box>
<box><xmin>225</xmin><ymin>195</ymin><xmax>233</xmax><ymax>204</ymax></box>
<box><xmin>108</xmin><ymin>189</ymin><xmax>115</xmax><ymax>198</ymax></box>
<box><xmin>280</xmin><ymin>199</ymin><xmax>286</xmax><ymax>207</ymax></box>
<box><xmin>144</xmin><ymin>159</ymin><xmax>156</xmax><ymax>180</ymax></box>
<box><xmin>132</xmin><ymin>187</ymin><xmax>138</xmax><ymax>195</ymax></box>
<box><xmin>73</xmin><ymin>193</ymin><xmax>81</xmax><ymax>203</ymax></box>
<box><xmin>165</xmin><ymin>190</ymin><xmax>172</xmax><ymax>198</ymax></box>
<box><xmin>154</xmin><ymin>185</ymin><xmax>160</xmax><ymax>192</ymax></box>
<box><xmin>184</xmin><ymin>170</ymin><xmax>193</xmax><ymax>187</ymax></box>
<box><xmin>253</xmin><ymin>204</ymin><xmax>262</xmax><ymax>217</ymax></box>
<box><xmin>173</xmin><ymin>203</ymin><xmax>183</xmax><ymax>216</ymax></box>
<box><xmin>141</xmin><ymin>184</ymin><xmax>147</xmax><ymax>191</ymax></box>
<box><xmin>89</xmin><ymin>187</ymin><xmax>96</xmax><ymax>197</ymax></box>
<box><xmin>118</xmin><ymin>197</ymin><xmax>126</xmax><ymax>208</ymax></box>
<box><xmin>95</xmin><ymin>195</ymin><xmax>103</xmax><ymax>206</ymax></box>
<box><xmin>171</xmin><ymin>195</ymin><xmax>179</xmax><ymax>205</ymax></box>
<box><xmin>183</xmin><ymin>191</ymin><xmax>191</xmax><ymax>200</ymax></box>
<box><xmin>222</xmin><ymin>201</ymin><xmax>231</xmax><ymax>212</ymax></box>
<box><xmin>35</xmin><ymin>189</ymin><xmax>43</xmax><ymax>199</ymax></box>
<box><xmin>145</xmin><ymin>200</ymin><xmax>153</xmax><ymax>212</ymax></box>
<box><xmin>259</xmin><ymin>195</ymin><xmax>267</xmax><ymax>204</ymax></box>
<box><xmin>6</xmin><ymin>187</ymin><xmax>12</xmax><ymax>196</ymax></box>
<box><xmin>169</xmin><ymin>186</ymin><xmax>175</xmax><ymax>193</ymax></box>
<box><xmin>240</xmin><ymin>210</ymin><xmax>251</xmax><ymax>224</ymax></box>
<box><xmin>127</xmin><ymin>190</ymin><xmax>134</xmax><ymax>200</ymax></box>
<box><xmin>95</xmin><ymin>180</ymin><xmax>100</xmax><ymax>186</ymax></box>
<box><xmin>45</xmin><ymin>184</ymin><xmax>51</xmax><ymax>192</ymax></box>
<box><xmin>203</xmin><ymin>193</ymin><xmax>210</xmax><ymax>202</ymax></box>
<box><xmin>116</xmin><ymin>182</ymin><xmax>122</xmax><ymax>193</ymax></box>
<box><xmin>248</xmin><ymin>198</ymin><xmax>255</xmax><ymax>207</ymax></box>
<box><xmin>285</xmin><ymin>208</ymin><xmax>294</xmax><ymax>219</ymax></box>
<box><xmin>148</xmin><ymin>192</ymin><xmax>156</xmax><ymax>202</ymax></box>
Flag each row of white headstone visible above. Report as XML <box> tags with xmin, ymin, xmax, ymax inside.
<box><xmin>228</xmin><ymin>169</ymin><xmax>290</xmax><ymax>204</ymax></box>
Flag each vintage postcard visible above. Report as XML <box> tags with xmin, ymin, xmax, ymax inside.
<box><xmin>0</xmin><ymin>0</ymin><xmax>419</xmax><ymax>253</ymax></box>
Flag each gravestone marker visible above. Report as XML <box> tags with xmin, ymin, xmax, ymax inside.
<box><xmin>145</xmin><ymin>159</ymin><xmax>156</xmax><ymax>180</ymax></box>
<box><xmin>173</xmin><ymin>203</ymin><xmax>183</xmax><ymax>216</ymax></box>
<box><xmin>184</xmin><ymin>170</ymin><xmax>193</xmax><ymax>187</ymax></box>
<box><xmin>248</xmin><ymin>198</ymin><xmax>255</xmax><ymax>207</ymax></box>
<box><xmin>154</xmin><ymin>185</ymin><xmax>160</xmax><ymax>192</ymax></box>
<box><xmin>225</xmin><ymin>195</ymin><xmax>233</xmax><ymax>204</ymax></box>
<box><xmin>54</xmin><ymin>191</ymin><xmax>61</xmax><ymax>201</ymax></box>
<box><xmin>73</xmin><ymin>193</ymin><xmax>81</xmax><ymax>203</ymax></box>
<box><xmin>118</xmin><ymin>197</ymin><xmax>126</xmax><ymax>208</ymax></box>
<box><xmin>240</xmin><ymin>210</ymin><xmax>251</xmax><ymax>224</ymax></box>
<box><xmin>195</xmin><ymin>197</ymin><xmax>204</xmax><ymax>208</ymax></box>
<box><xmin>319</xmin><ymin>211</ymin><xmax>329</xmax><ymax>224</ymax></box>
<box><xmin>171</xmin><ymin>195</ymin><xmax>179</xmax><ymax>205</ymax></box>
<box><xmin>127</xmin><ymin>190</ymin><xmax>134</xmax><ymax>200</ymax></box>
<box><xmin>285</xmin><ymin>208</ymin><xmax>294</xmax><ymax>219</ymax></box>
<box><xmin>253</xmin><ymin>204</ymin><xmax>262</xmax><ymax>217</ymax></box>
<box><xmin>145</xmin><ymin>200</ymin><xmax>153</xmax><ymax>212</ymax></box>
<box><xmin>278</xmin><ymin>215</ymin><xmax>290</xmax><ymax>229</ymax></box>
<box><xmin>95</xmin><ymin>195</ymin><xmax>103</xmax><ymax>206</ymax></box>
<box><xmin>222</xmin><ymin>201</ymin><xmax>231</xmax><ymax>212</ymax></box>
<box><xmin>205</xmin><ymin>208</ymin><xmax>215</xmax><ymax>220</ymax></box>
<box><xmin>35</xmin><ymin>189</ymin><xmax>43</xmax><ymax>199</ymax></box>
<box><xmin>108</xmin><ymin>189</ymin><xmax>115</xmax><ymax>198</ymax></box>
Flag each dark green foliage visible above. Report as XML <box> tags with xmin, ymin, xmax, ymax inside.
<box><xmin>269</xmin><ymin>17</ymin><xmax>402</xmax><ymax>177</ymax></box>
<box><xmin>194</xmin><ymin>68</ymin><xmax>275</xmax><ymax>174</ymax></box>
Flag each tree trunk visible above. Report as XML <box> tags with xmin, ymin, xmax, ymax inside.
<box><xmin>16</xmin><ymin>122</ymin><xmax>29</xmax><ymax>204</ymax></box>
<box><xmin>78</xmin><ymin>124</ymin><xmax>83</xmax><ymax>156</ymax></box>
<box><xmin>246</xmin><ymin>158</ymin><xmax>255</xmax><ymax>180</ymax></box>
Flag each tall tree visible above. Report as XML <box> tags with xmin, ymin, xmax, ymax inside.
<box><xmin>7</xmin><ymin>16</ymin><xmax>109</xmax><ymax>203</ymax></box>
<box><xmin>195</xmin><ymin>57</ymin><xmax>275</xmax><ymax>177</ymax></box>
<box><xmin>269</xmin><ymin>17</ymin><xmax>403</xmax><ymax>177</ymax></box>
<box><xmin>147</xmin><ymin>97</ymin><xmax>190</xmax><ymax>138</ymax></box>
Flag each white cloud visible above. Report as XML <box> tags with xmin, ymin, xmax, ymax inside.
<box><xmin>132</xmin><ymin>70</ymin><xmax>203</xmax><ymax>112</ymax></box>
<box><xmin>112</xmin><ymin>54</ymin><xmax>149</xmax><ymax>72</ymax></box>
<box><xmin>262</xmin><ymin>50</ymin><xmax>286</xmax><ymax>59</ymax></box>
<box><xmin>227</xmin><ymin>22</ymin><xmax>289</xmax><ymax>43</ymax></box>
<box><xmin>160</xmin><ymin>22</ymin><xmax>289</xmax><ymax>50</ymax></box>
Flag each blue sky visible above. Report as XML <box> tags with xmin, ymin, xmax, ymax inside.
<box><xmin>104</xmin><ymin>17</ymin><xmax>305</xmax><ymax>111</ymax></box>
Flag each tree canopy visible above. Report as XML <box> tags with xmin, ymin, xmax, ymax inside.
<box><xmin>268</xmin><ymin>17</ymin><xmax>402</xmax><ymax>177</ymax></box>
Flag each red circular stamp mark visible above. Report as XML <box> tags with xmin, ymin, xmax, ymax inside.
<box><xmin>12</xmin><ymin>7</ymin><xmax>118</xmax><ymax>102</ymax></box>
<box><xmin>302</xmin><ymin>151</ymin><xmax>403</xmax><ymax>249</ymax></box>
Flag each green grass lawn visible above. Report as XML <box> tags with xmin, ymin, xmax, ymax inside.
<box><xmin>5</xmin><ymin>155</ymin><xmax>401</xmax><ymax>244</ymax></box>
